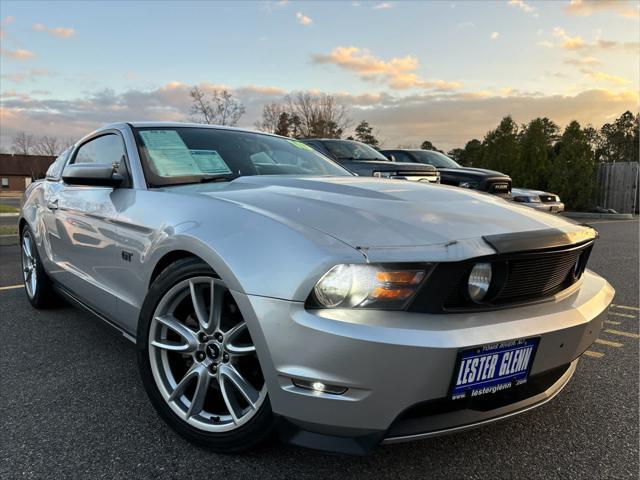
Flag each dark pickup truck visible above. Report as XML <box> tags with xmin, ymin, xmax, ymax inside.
<box><xmin>381</xmin><ymin>149</ymin><xmax>512</xmax><ymax>197</ymax></box>
<box><xmin>301</xmin><ymin>139</ymin><xmax>440</xmax><ymax>184</ymax></box>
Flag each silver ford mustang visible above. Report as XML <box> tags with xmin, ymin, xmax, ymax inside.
<box><xmin>19</xmin><ymin>122</ymin><xmax>614</xmax><ymax>454</ymax></box>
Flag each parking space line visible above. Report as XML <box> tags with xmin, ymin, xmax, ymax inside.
<box><xmin>605</xmin><ymin>320</ymin><xmax>621</xmax><ymax>325</ymax></box>
<box><xmin>610</xmin><ymin>312</ymin><xmax>637</xmax><ymax>319</ymax></box>
<box><xmin>604</xmin><ymin>329</ymin><xmax>640</xmax><ymax>339</ymax></box>
<box><xmin>612</xmin><ymin>304</ymin><xmax>640</xmax><ymax>311</ymax></box>
<box><xmin>595</xmin><ymin>338</ymin><xmax>623</xmax><ymax>348</ymax></box>
<box><xmin>0</xmin><ymin>284</ymin><xmax>22</xmax><ymax>291</ymax></box>
<box><xmin>583</xmin><ymin>351</ymin><xmax>604</xmax><ymax>358</ymax></box>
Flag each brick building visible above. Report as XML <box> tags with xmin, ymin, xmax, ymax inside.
<box><xmin>0</xmin><ymin>154</ymin><xmax>56</xmax><ymax>193</ymax></box>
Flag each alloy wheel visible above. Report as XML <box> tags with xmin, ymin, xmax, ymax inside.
<box><xmin>148</xmin><ymin>276</ymin><xmax>267</xmax><ymax>432</ymax></box>
<box><xmin>21</xmin><ymin>231</ymin><xmax>37</xmax><ymax>298</ymax></box>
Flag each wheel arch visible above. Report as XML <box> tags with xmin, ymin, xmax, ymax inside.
<box><xmin>148</xmin><ymin>250</ymin><xmax>211</xmax><ymax>287</ymax></box>
<box><xmin>18</xmin><ymin>217</ymin><xmax>27</xmax><ymax>236</ymax></box>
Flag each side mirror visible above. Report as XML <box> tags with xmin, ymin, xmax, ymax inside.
<box><xmin>62</xmin><ymin>163</ymin><xmax>123</xmax><ymax>187</ymax></box>
<box><xmin>387</xmin><ymin>154</ymin><xmax>396</xmax><ymax>162</ymax></box>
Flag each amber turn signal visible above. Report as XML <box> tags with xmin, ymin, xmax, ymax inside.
<box><xmin>375</xmin><ymin>271</ymin><xmax>425</xmax><ymax>285</ymax></box>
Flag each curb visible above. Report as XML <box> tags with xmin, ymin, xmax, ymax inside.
<box><xmin>0</xmin><ymin>234</ymin><xmax>18</xmax><ymax>246</ymax></box>
<box><xmin>0</xmin><ymin>213</ymin><xmax>19</xmax><ymax>217</ymax></box>
<box><xmin>561</xmin><ymin>212</ymin><xmax>635</xmax><ymax>220</ymax></box>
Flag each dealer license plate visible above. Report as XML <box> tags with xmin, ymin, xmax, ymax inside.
<box><xmin>450</xmin><ymin>337</ymin><xmax>539</xmax><ymax>400</ymax></box>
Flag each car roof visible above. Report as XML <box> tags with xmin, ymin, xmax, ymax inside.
<box><xmin>300</xmin><ymin>138</ymin><xmax>361</xmax><ymax>143</ymax></box>
<box><xmin>94</xmin><ymin>122</ymin><xmax>282</xmax><ymax>138</ymax></box>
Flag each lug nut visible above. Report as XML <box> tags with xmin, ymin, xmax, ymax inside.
<box><xmin>215</xmin><ymin>333</ymin><xmax>223</xmax><ymax>342</ymax></box>
<box><xmin>196</xmin><ymin>352</ymin><xmax>205</xmax><ymax>361</ymax></box>
<box><xmin>223</xmin><ymin>353</ymin><xmax>229</xmax><ymax>362</ymax></box>
<box><xmin>199</xmin><ymin>333</ymin><xmax>208</xmax><ymax>343</ymax></box>
<box><xmin>209</xmin><ymin>364</ymin><xmax>217</xmax><ymax>373</ymax></box>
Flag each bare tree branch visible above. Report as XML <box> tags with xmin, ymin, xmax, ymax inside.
<box><xmin>11</xmin><ymin>131</ymin><xmax>36</xmax><ymax>155</ymax></box>
<box><xmin>255</xmin><ymin>103</ymin><xmax>287</xmax><ymax>133</ymax></box>
<box><xmin>33</xmin><ymin>135</ymin><xmax>61</xmax><ymax>156</ymax></box>
<box><xmin>189</xmin><ymin>86</ymin><xmax>246</xmax><ymax>126</ymax></box>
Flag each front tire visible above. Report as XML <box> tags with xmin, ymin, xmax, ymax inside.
<box><xmin>136</xmin><ymin>258</ymin><xmax>275</xmax><ymax>452</ymax></box>
<box><xmin>20</xmin><ymin>224</ymin><xmax>57</xmax><ymax>309</ymax></box>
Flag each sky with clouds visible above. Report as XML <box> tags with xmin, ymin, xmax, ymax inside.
<box><xmin>0</xmin><ymin>0</ymin><xmax>638</xmax><ymax>151</ymax></box>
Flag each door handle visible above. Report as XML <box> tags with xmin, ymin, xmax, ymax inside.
<box><xmin>47</xmin><ymin>198</ymin><xmax>59</xmax><ymax>210</ymax></box>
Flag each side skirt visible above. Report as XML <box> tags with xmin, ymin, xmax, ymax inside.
<box><xmin>53</xmin><ymin>283</ymin><xmax>137</xmax><ymax>343</ymax></box>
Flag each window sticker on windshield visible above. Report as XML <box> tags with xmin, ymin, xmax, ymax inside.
<box><xmin>287</xmin><ymin>140</ymin><xmax>314</xmax><ymax>152</ymax></box>
<box><xmin>190</xmin><ymin>150</ymin><xmax>232</xmax><ymax>175</ymax></box>
<box><xmin>139</xmin><ymin>130</ymin><xmax>204</xmax><ymax>176</ymax></box>
<box><xmin>139</xmin><ymin>129</ymin><xmax>189</xmax><ymax>150</ymax></box>
<box><xmin>147</xmin><ymin>149</ymin><xmax>202</xmax><ymax>176</ymax></box>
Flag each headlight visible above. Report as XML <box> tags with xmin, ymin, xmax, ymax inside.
<box><xmin>468</xmin><ymin>262</ymin><xmax>492</xmax><ymax>302</ymax></box>
<box><xmin>459</xmin><ymin>181</ymin><xmax>480</xmax><ymax>189</ymax></box>
<box><xmin>311</xmin><ymin>264</ymin><xmax>428</xmax><ymax>309</ymax></box>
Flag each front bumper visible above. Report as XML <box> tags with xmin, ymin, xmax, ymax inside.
<box><xmin>233</xmin><ymin>270</ymin><xmax>613</xmax><ymax>454</ymax></box>
<box><xmin>520</xmin><ymin>201</ymin><xmax>565</xmax><ymax>214</ymax></box>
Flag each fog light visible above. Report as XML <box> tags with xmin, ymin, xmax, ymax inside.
<box><xmin>468</xmin><ymin>262</ymin><xmax>492</xmax><ymax>302</ymax></box>
<box><xmin>292</xmin><ymin>378</ymin><xmax>347</xmax><ymax>395</ymax></box>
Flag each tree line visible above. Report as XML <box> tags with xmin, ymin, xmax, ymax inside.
<box><xmin>441</xmin><ymin>111</ymin><xmax>638</xmax><ymax>210</ymax></box>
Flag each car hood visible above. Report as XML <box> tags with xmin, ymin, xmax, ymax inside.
<box><xmin>512</xmin><ymin>188</ymin><xmax>552</xmax><ymax>196</ymax></box>
<box><xmin>438</xmin><ymin>167</ymin><xmax>510</xmax><ymax>179</ymax></box>
<box><xmin>168</xmin><ymin>176</ymin><xmax>578</xmax><ymax>252</ymax></box>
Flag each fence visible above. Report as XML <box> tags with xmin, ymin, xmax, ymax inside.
<box><xmin>596</xmin><ymin>162</ymin><xmax>640</xmax><ymax>214</ymax></box>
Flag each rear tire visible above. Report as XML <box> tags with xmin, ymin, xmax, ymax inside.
<box><xmin>137</xmin><ymin>257</ymin><xmax>275</xmax><ymax>453</ymax></box>
<box><xmin>20</xmin><ymin>224</ymin><xmax>57</xmax><ymax>309</ymax></box>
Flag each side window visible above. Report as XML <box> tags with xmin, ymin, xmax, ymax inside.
<box><xmin>46</xmin><ymin>149</ymin><xmax>70</xmax><ymax>180</ymax></box>
<box><xmin>73</xmin><ymin>134</ymin><xmax>125</xmax><ymax>166</ymax></box>
<box><xmin>393</xmin><ymin>151</ymin><xmax>413</xmax><ymax>163</ymax></box>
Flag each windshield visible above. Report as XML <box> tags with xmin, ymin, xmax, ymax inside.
<box><xmin>322</xmin><ymin>140</ymin><xmax>389</xmax><ymax>161</ymax></box>
<box><xmin>133</xmin><ymin>127</ymin><xmax>352</xmax><ymax>186</ymax></box>
<box><xmin>411</xmin><ymin>150</ymin><xmax>461</xmax><ymax>168</ymax></box>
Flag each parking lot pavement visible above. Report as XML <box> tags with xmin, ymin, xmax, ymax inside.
<box><xmin>1</xmin><ymin>219</ymin><xmax>638</xmax><ymax>479</ymax></box>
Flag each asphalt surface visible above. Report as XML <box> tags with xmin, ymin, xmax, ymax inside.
<box><xmin>1</xmin><ymin>219</ymin><xmax>638</xmax><ymax>479</ymax></box>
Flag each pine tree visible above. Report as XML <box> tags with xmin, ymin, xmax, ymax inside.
<box><xmin>549</xmin><ymin>121</ymin><xmax>596</xmax><ymax>210</ymax></box>
<box><xmin>354</xmin><ymin>121</ymin><xmax>380</xmax><ymax>148</ymax></box>
<box><xmin>517</xmin><ymin>118</ymin><xmax>559</xmax><ymax>190</ymax></box>
<box><xmin>479</xmin><ymin>116</ymin><xmax>520</xmax><ymax>175</ymax></box>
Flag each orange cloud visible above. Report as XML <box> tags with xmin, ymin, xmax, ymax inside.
<box><xmin>296</xmin><ymin>12</ymin><xmax>312</xmax><ymax>25</ymax></box>
<box><xmin>0</xmin><ymin>48</ymin><xmax>35</xmax><ymax>59</ymax></box>
<box><xmin>32</xmin><ymin>23</ymin><xmax>75</xmax><ymax>38</ymax></box>
<box><xmin>542</xmin><ymin>27</ymin><xmax>640</xmax><ymax>53</ymax></box>
<box><xmin>586</xmin><ymin>71</ymin><xmax>630</xmax><ymax>85</ymax></box>
<box><xmin>508</xmin><ymin>0</ymin><xmax>538</xmax><ymax>17</ymax></box>
<box><xmin>564</xmin><ymin>0</ymin><xmax>639</xmax><ymax>18</ymax></box>
<box><xmin>312</xmin><ymin>46</ymin><xmax>462</xmax><ymax>91</ymax></box>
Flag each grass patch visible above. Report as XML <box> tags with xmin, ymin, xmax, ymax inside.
<box><xmin>0</xmin><ymin>204</ymin><xmax>19</xmax><ymax>214</ymax></box>
<box><xmin>0</xmin><ymin>225</ymin><xmax>18</xmax><ymax>235</ymax></box>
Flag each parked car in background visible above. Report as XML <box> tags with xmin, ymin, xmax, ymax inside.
<box><xmin>20</xmin><ymin>122</ymin><xmax>613</xmax><ymax>455</ymax></box>
<box><xmin>301</xmin><ymin>139</ymin><xmax>440</xmax><ymax>183</ymax></box>
<box><xmin>511</xmin><ymin>188</ymin><xmax>565</xmax><ymax>214</ymax></box>
<box><xmin>381</xmin><ymin>149</ymin><xmax>512</xmax><ymax>197</ymax></box>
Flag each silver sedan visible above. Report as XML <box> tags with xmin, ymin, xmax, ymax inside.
<box><xmin>511</xmin><ymin>188</ymin><xmax>565</xmax><ymax>213</ymax></box>
<box><xmin>19</xmin><ymin>123</ymin><xmax>613</xmax><ymax>454</ymax></box>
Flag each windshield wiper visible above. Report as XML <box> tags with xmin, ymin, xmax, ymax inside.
<box><xmin>336</xmin><ymin>156</ymin><xmax>383</xmax><ymax>161</ymax></box>
<box><xmin>199</xmin><ymin>175</ymin><xmax>236</xmax><ymax>183</ymax></box>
